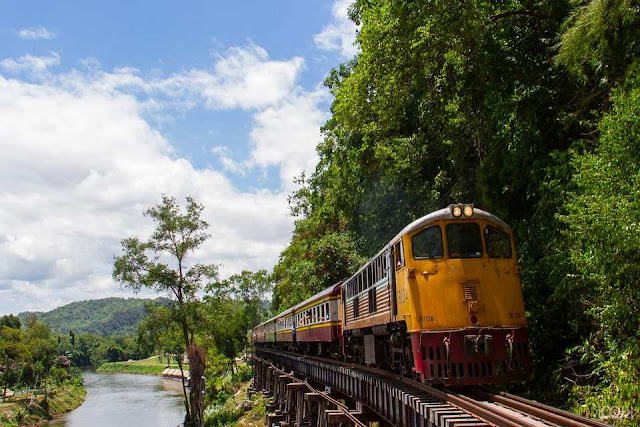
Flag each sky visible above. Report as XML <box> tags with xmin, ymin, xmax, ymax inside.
<box><xmin>0</xmin><ymin>0</ymin><xmax>358</xmax><ymax>314</ymax></box>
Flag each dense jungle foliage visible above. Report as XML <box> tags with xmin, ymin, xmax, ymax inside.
<box><xmin>272</xmin><ymin>0</ymin><xmax>640</xmax><ymax>424</ymax></box>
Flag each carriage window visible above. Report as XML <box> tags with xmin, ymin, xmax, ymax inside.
<box><xmin>485</xmin><ymin>225</ymin><xmax>512</xmax><ymax>258</ymax></box>
<box><xmin>353</xmin><ymin>297</ymin><xmax>360</xmax><ymax>318</ymax></box>
<box><xmin>412</xmin><ymin>226</ymin><xmax>443</xmax><ymax>259</ymax></box>
<box><xmin>446</xmin><ymin>223</ymin><xmax>483</xmax><ymax>258</ymax></box>
<box><xmin>325</xmin><ymin>302</ymin><xmax>330</xmax><ymax>320</ymax></box>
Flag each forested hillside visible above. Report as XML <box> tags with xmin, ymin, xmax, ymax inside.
<box><xmin>18</xmin><ymin>297</ymin><xmax>171</xmax><ymax>336</ymax></box>
<box><xmin>272</xmin><ymin>0</ymin><xmax>639</xmax><ymax>422</ymax></box>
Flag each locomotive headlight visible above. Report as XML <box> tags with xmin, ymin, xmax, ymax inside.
<box><xmin>452</xmin><ymin>205</ymin><xmax>463</xmax><ymax>218</ymax></box>
<box><xmin>463</xmin><ymin>205</ymin><xmax>474</xmax><ymax>217</ymax></box>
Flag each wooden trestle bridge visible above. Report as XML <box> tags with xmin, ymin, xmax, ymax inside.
<box><xmin>250</xmin><ymin>349</ymin><xmax>610</xmax><ymax>427</ymax></box>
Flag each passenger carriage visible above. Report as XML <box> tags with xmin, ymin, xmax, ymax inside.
<box><xmin>275</xmin><ymin>307</ymin><xmax>295</xmax><ymax>348</ymax></box>
<box><xmin>264</xmin><ymin>318</ymin><xmax>276</xmax><ymax>346</ymax></box>
<box><xmin>293</xmin><ymin>282</ymin><xmax>342</xmax><ymax>356</ymax></box>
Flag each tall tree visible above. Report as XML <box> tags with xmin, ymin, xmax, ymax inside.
<box><xmin>0</xmin><ymin>325</ymin><xmax>28</xmax><ymax>398</ymax></box>
<box><xmin>204</xmin><ymin>270</ymin><xmax>271</xmax><ymax>372</ymax></box>
<box><xmin>563</xmin><ymin>75</ymin><xmax>640</xmax><ymax>420</ymax></box>
<box><xmin>113</xmin><ymin>195</ymin><xmax>218</xmax><ymax>427</ymax></box>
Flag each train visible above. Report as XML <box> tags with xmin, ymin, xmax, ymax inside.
<box><xmin>252</xmin><ymin>205</ymin><xmax>530</xmax><ymax>385</ymax></box>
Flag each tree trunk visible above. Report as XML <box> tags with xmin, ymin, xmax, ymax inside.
<box><xmin>187</xmin><ymin>346</ymin><xmax>206</xmax><ymax>427</ymax></box>
<box><xmin>177</xmin><ymin>295</ymin><xmax>194</xmax><ymax>425</ymax></box>
<box><xmin>177</xmin><ymin>357</ymin><xmax>191</xmax><ymax>424</ymax></box>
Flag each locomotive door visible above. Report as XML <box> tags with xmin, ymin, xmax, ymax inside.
<box><xmin>387</xmin><ymin>246</ymin><xmax>397</xmax><ymax>316</ymax></box>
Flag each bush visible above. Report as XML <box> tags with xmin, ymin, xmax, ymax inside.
<box><xmin>50</xmin><ymin>366</ymin><xmax>69</xmax><ymax>385</ymax></box>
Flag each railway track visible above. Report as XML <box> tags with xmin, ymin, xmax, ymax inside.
<box><xmin>255</xmin><ymin>348</ymin><xmax>609</xmax><ymax>426</ymax></box>
<box><xmin>457</xmin><ymin>387</ymin><xmax>610</xmax><ymax>427</ymax></box>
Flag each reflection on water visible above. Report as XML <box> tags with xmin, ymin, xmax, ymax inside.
<box><xmin>47</xmin><ymin>372</ymin><xmax>185</xmax><ymax>427</ymax></box>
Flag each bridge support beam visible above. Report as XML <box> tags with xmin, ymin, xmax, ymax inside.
<box><xmin>253</xmin><ymin>350</ymin><xmax>492</xmax><ymax>427</ymax></box>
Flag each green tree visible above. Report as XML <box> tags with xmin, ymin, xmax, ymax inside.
<box><xmin>0</xmin><ymin>325</ymin><xmax>29</xmax><ymax>398</ymax></box>
<box><xmin>0</xmin><ymin>315</ymin><xmax>21</xmax><ymax>330</ymax></box>
<box><xmin>224</xmin><ymin>269</ymin><xmax>271</xmax><ymax>332</ymax></box>
<box><xmin>563</xmin><ymin>75</ymin><xmax>640</xmax><ymax>423</ymax></box>
<box><xmin>113</xmin><ymin>195</ymin><xmax>218</xmax><ymax>427</ymax></box>
<box><xmin>203</xmin><ymin>292</ymin><xmax>243</xmax><ymax>374</ymax></box>
<box><xmin>22</xmin><ymin>318</ymin><xmax>58</xmax><ymax>404</ymax></box>
<box><xmin>137</xmin><ymin>304</ymin><xmax>188</xmax><ymax>366</ymax></box>
<box><xmin>555</xmin><ymin>0</ymin><xmax>640</xmax><ymax>84</ymax></box>
<box><xmin>271</xmin><ymin>0</ymin><xmax>640</xmax><ymax>415</ymax></box>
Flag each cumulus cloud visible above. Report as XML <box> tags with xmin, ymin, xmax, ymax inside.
<box><xmin>0</xmin><ymin>43</ymin><xmax>325</xmax><ymax>314</ymax></box>
<box><xmin>15</xmin><ymin>27</ymin><xmax>56</xmax><ymax>40</ymax></box>
<box><xmin>211</xmin><ymin>146</ymin><xmax>247</xmax><ymax>175</ymax></box>
<box><xmin>314</xmin><ymin>0</ymin><xmax>359</xmax><ymax>58</ymax></box>
<box><xmin>249</xmin><ymin>88</ymin><xmax>329</xmax><ymax>189</ymax></box>
<box><xmin>0</xmin><ymin>52</ymin><xmax>61</xmax><ymax>75</ymax></box>
<box><xmin>42</xmin><ymin>43</ymin><xmax>304</xmax><ymax>112</ymax></box>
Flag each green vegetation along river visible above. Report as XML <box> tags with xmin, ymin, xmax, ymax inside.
<box><xmin>45</xmin><ymin>371</ymin><xmax>185</xmax><ymax>427</ymax></box>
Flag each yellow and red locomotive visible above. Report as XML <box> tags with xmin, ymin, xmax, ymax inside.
<box><xmin>253</xmin><ymin>205</ymin><xmax>530</xmax><ymax>385</ymax></box>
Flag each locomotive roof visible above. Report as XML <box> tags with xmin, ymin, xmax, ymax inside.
<box><xmin>345</xmin><ymin>207</ymin><xmax>512</xmax><ymax>281</ymax></box>
<box><xmin>390</xmin><ymin>207</ymin><xmax>511</xmax><ymax>244</ymax></box>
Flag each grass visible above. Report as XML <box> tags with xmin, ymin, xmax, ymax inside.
<box><xmin>0</xmin><ymin>381</ymin><xmax>86</xmax><ymax>427</ymax></box>
<box><xmin>97</xmin><ymin>355</ymin><xmax>184</xmax><ymax>375</ymax></box>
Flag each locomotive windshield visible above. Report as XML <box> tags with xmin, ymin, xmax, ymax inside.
<box><xmin>485</xmin><ymin>225</ymin><xmax>512</xmax><ymax>258</ymax></box>
<box><xmin>446</xmin><ymin>223</ymin><xmax>483</xmax><ymax>258</ymax></box>
<box><xmin>412</xmin><ymin>226</ymin><xmax>443</xmax><ymax>259</ymax></box>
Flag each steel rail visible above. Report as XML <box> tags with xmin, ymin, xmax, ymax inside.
<box><xmin>355</xmin><ymin>364</ymin><xmax>539</xmax><ymax>427</ymax></box>
<box><xmin>256</xmin><ymin>356</ymin><xmax>367</xmax><ymax>427</ymax></box>
<box><xmin>465</xmin><ymin>387</ymin><xmax>610</xmax><ymax>427</ymax></box>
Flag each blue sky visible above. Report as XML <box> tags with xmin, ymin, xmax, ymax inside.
<box><xmin>0</xmin><ymin>0</ymin><xmax>357</xmax><ymax>313</ymax></box>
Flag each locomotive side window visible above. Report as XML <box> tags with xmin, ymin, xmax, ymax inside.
<box><xmin>394</xmin><ymin>241</ymin><xmax>405</xmax><ymax>269</ymax></box>
<box><xmin>485</xmin><ymin>225</ymin><xmax>512</xmax><ymax>258</ymax></box>
<box><xmin>446</xmin><ymin>223</ymin><xmax>483</xmax><ymax>258</ymax></box>
<box><xmin>368</xmin><ymin>288</ymin><xmax>377</xmax><ymax>313</ymax></box>
<box><xmin>412</xmin><ymin>226</ymin><xmax>443</xmax><ymax>259</ymax></box>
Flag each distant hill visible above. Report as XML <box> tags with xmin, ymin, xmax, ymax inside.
<box><xmin>18</xmin><ymin>297</ymin><xmax>171</xmax><ymax>336</ymax></box>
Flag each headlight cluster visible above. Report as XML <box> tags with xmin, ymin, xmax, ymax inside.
<box><xmin>451</xmin><ymin>204</ymin><xmax>474</xmax><ymax>218</ymax></box>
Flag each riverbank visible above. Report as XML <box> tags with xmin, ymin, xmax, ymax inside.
<box><xmin>0</xmin><ymin>381</ymin><xmax>86</xmax><ymax>427</ymax></box>
<box><xmin>202</xmin><ymin>364</ymin><xmax>267</xmax><ymax>427</ymax></box>
<box><xmin>97</xmin><ymin>355</ymin><xmax>182</xmax><ymax>375</ymax></box>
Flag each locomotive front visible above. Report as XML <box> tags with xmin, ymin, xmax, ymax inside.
<box><xmin>396</xmin><ymin>205</ymin><xmax>530</xmax><ymax>384</ymax></box>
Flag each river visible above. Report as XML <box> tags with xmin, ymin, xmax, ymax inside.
<box><xmin>46</xmin><ymin>371</ymin><xmax>186</xmax><ymax>427</ymax></box>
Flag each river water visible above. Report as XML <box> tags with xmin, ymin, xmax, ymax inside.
<box><xmin>46</xmin><ymin>372</ymin><xmax>186</xmax><ymax>427</ymax></box>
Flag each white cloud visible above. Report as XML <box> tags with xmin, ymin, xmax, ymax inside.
<box><xmin>0</xmin><ymin>52</ymin><xmax>60</xmax><ymax>75</ymax></box>
<box><xmin>314</xmin><ymin>0</ymin><xmax>359</xmax><ymax>58</ymax></box>
<box><xmin>249</xmin><ymin>88</ymin><xmax>330</xmax><ymax>189</ymax></box>
<box><xmin>16</xmin><ymin>27</ymin><xmax>56</xmax><ymax>40</ymax></box>
<box><xmin>0</xmin><ymin>41</ymin><xmax>328</xmax><ymax>313</ymax></box>
<box><xmin>9</xmin><ymin>43</ymin><xmax>304</xmax><ymax>115</ymax></box>
<box><xmin>211</xmin><ymin>146</ymin><xmax>247</xmax><ymax>175</ymax></box>
<box><xmin>0</xmin><ymin>60</ymin><xmax>320</xmax><ymax>315</ymax></box>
